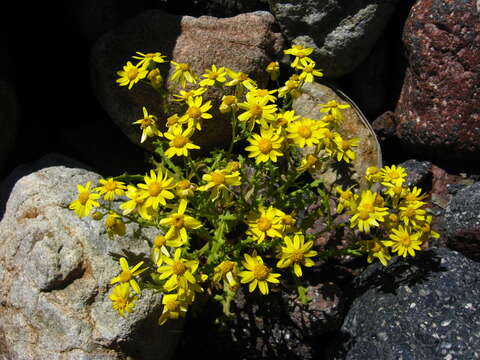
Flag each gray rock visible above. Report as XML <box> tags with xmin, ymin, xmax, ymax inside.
<box><xmin>0</xmin><ymin>163</ymin><xmax>181</xmax><ymax>359</ymax></box>
<box><xmin>269</xmin><ymin>0</ymin><xmax>400</xmax><ymax>77</ymax></box>
<box><xmin>443</xmin><ymin>182</ymin><xmax>480</xmax><ymax>261</ymax></box>
<box><xmin>397</xmin><ymin>159</ymin><xmax>432</xmax><ymax>189</ymax></box>
<box><xmin>330</xmin><ymin>247</ymin><xmax>480</xmax><ymax>359</ymax></box>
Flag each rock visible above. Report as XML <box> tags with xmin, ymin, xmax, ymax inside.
<box><xmin>329</xmin><ymin>248</ymin><xmax>480</xmax><ymax>359</ymax></box>
<box><xmin>397</xmin><ymin>159</ymin><xmax>432</xmax><ymax>189</ymax></box>
<box><xmin>292</xmin><ymin>82</ymin><xmax>382</xmax><ymax>190</ymax></box>
<box><xmin>0</xmin><ymin>162</ymin><xmax>181</xmax><ymax>359</ymax></box>
<box><xmin>175</xmin><ymin>279</ymin><xmax>345</xmax><ymax>360</ymax></box>
<box><xmin>91</xmin><ymin>10</ymin><xmax>283</xmax><ymax>153</ymax></box>
<box><xmin>443</xmin><ymin>182</ymin><xmax>480</xmax><ymax>261</ymax></box>
<box><xmin>394</xmin><ymin>0</ymin><xmax>480</xmax><ymax>168</ymax></box>
<box><xmin>268</xmin><ymin>0</ymin><xmax>400</xmax><ymax>78</ymax></box>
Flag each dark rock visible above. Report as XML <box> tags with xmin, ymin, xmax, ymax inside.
<box><xmin>268</xmin><ymin>0</ymin><xmax>400</xmax><ymax>78</ymax></box>
<box><xmin>398</xmin><ymin>159</ymin><xmax>432</xmax><ymax>189</ymax></box>
<box><xmin>329</xmin><ymin>247</ymin><xmax>480</xmax><ymax>359</ymax></box>
<box><xmin>394</xmin><ymin>0</ymin><xmax>480</xmax><ymax>169</ymax></box>
<box><xmin>372</xmin><ymin>111</ymin><xmax>397</xmax><ymax>142</ymax></box>
<box><xmin>444</xmin><ymin>181</ymin><xmax>480</xmax><ymax>261</ymax></box>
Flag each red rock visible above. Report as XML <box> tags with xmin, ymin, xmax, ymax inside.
<box><xmin>394</xmin><ymin>0</ymin><xmax>480</xmax><ymax>167</ymax></box>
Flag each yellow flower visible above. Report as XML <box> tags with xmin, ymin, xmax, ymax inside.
<box><xmin>158</xmin><ymin>293</ymin><xmax>188</xmax><ymax>325</ymax></box>
<box><xmin>170</xmin><ymin>61</ymin><xmax>197</xmax><ymax>88</ymax></box>
<box><xmin>248</xmin><ymin>88</ymin><xmax>278</xmax><ymax>103</ymax></box>
<box><xmin>110</xmin><ymin>257</ymin><xmax>148</xmax><ymax>295</ymax></box>
<box><xmin>349</xmin><ymin>190</ymin><xmax>388</xmax><ymax>233</ymax></box>
<box><xmin>276</xmin><ymin>233</ymin><xmax>317</xmax><ymax>277</ymax></box>
<box><xmin>116</xmin><ymin>61</ymin><xmax>148</xmax><ymax>89</ymax></box>
<box><xmin>319</xmin><ymin>100</ymin><xmax>350</xmax><ymax>124</ymax></box>
<box><xmin>380</xmin><ymin>165</ymin><xmax>407</xmax><ymax>186</ymax></box>
<box><xmin>225</xmin><ymin>68</ymin><xmax>257</xmax><ymax>88</ymax></box>
<box><xmin>284</xmin><ymin>44</ymin><xmax>314</xmax><ymax>68</ymax></box>
<box><xmin>157</xmin><ymin>248</ymin><xmax>199</xmax><ymax>291</ymax></box>
<box><xmin>237</xmin><ymin>92</ymin><xmax>277</xmax><ymax>130</ymax></box>
<box><xmin>132</xmin><ymin>51</ymin><xmax>167</xmax><ymax>67</ymax></box>
<box><xmin>152</xmin><ymin>234</ymin><xmax>170</xmax><ymax>265</ymax></box>
<box><xmin>365</xmin><ymin>166</ymin><xmax>383</xmax><ymax>184</ymax></box>
<box><xmin>147</xmin><ymin>68</ymin><xmax>163</xmax><ymax>89</ymax></box>
<box><xmin>333</xmin><ymin>134</ymin><xmax>359</xmax><ymax>163</ymax></box>
<box><xmin>274</xmin><ymin>110</ymin><xmax>300</xmax><ymax>128</ymax></box>
<box><xmin>239</xmin><ymin>253</ymin><xmax>281</xmax><ymax>295</ymax></box>
<box><xmin>298</xmin><ymin>153</ymin><xmax>321</xmax><ymax>172</ymax></box>
<box><xmin>132</xmin><ymin>106</ymin><xmax>162</xmax><ymax>143</ymax></box>
<box><xmin>384</xmin><ymin>225</ymin><xmax>423</xmax><ymax>257</ymax></box>
<box><xmin>360</xmin><ymin>238</ymin><xmax>392</xmax><ymax>266</ymax></box>
<box><xmin>286</xmin><ymin>117</ymin><xmax>326</xmax><ymax>148</ymax></box>
<box><xmin>166</xmin><ymin>114</ymin><xmax>181</xmax><ymax>128</ymax></box>
<box><xmin>119</xmin><ymin>185</ymin><xmax>152</xmax><ymax>220</ymax></box>
<box><xmin>219</xmin><ymin>95</ymin><xmax>238</xmax><ymax>114</ymax></box>
<box><xmin>69</xmin><ymin>181</ymin><xmax>101</xmax><ymax>218</ymax></box>
<box><xmin>213</xmin><ymin>260</ymin><xmax>239</xmax><ymax>289</ymax></box>
<box><xmin>278</xmin><ymin>74</ymin><xmax>301</xmax><ymax>98</ymax></box>
<box><xmin>399</xmin><ymin>201</ymin><xmax>426</xmax><ymax>228</ymax></box>
<box><xmin>198</xmin><ymin>169</ymin><xmax>241</xmax><ymax>200</ymax></box>
<box><xmin>180</xmin><ymin>96</ymin><xmax>213</xmax><ymax>131</ymax></box>
<box><xmin>199</xmin><ymin>64</ymin><xmax>227</xmax><ymax>87</ymax></box>
<box><xmin>137</xmin><ymin>169</ymin><xmax>176</xmax><ymax>210</ymax></box>
<box><xmin>175</xmin><ymin>179</ymin><xmax>196</xmax><ymax>198</ymax></box>
<box><xmin>95</xmin><ymin>178</ymin><xmax>126</xmax><ymax>201</ymax></box>
<box><xmin>276</xmin><ymin>209</ymin><xmax>297</xmax><ymax>234</ymax></box>
<box><xmin>172</xmin><ymin>87</ymin><xmax>207</xmax><ymax>102</ymax></box>
<box><xmin>105</xmin><ymin>213</ymin><xmax>126</xmax><ymax>237</ymax></box>
<box><xmin>266</xmin><ymin>61</ymin><xmax>280</xmax><ymax>81</ymax></box>
<box><xmin>335</xmin><ymin>186</ymin><xmax>356</xmax><ymax>214</ymax></box>
<box><xmin>296</xmin><ymin>59</ymin><xmax>323</xmax><ymax>83</ymax></box>
<box><xmin>245</xmin><ymin>127</ymin><xmax>284</xmax><ymax>164</ymax></box>
<box><xmin>159</xmin><ymin>199</ymin><xmax>202</xmax><ymax>245</ymax></box>
<box><xmin>246</xmin><ymin>206</ymin><xmax>284</xmax><ymax>243</ymax></box>
<box><xmin>403</xmin><ymin>186</ymin><xmax>427</xmax><ymax>204</ymax></box>
<box><xmin>164</xmin><ymin>126</ymin><xmax>200</xmax><ymax>158</ymax></box>
<box><xmin>109</xmin><ymin>283</ymin><xmax>137</xmax><ymax>317</ymax></box>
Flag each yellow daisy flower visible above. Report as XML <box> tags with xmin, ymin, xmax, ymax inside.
<box><xmin>245</xmin><ymin>127</ymin><xmax>284</xmax><ymax>164</ymax></box>
<box><xmin>225</xmin><ymin>68</ymin><xmax>256</xmax><ymax>88</ymax></box>
<box><xmin>104</xmin><ymin>212</ymin><xmax>126</xmax><ymax>237</ymax></box>
<box><xmin>248</xmin><ymin>88</ymin><xmax>278</xmax><ymax>103</ymax></box>
<box><xmin>119</xmin><ymin>185</ymin><xmax>152</xmax><ymax>220</ymax></box>
<box><xmin>158</xmin><ymin>293</ymin><xmax>188</xmax><ymax>325</ymax></box>
<box><xmin>175</xmin><ymin>179</ymin><xmax>196</xmax><ymax>198</ymax></box>
<box><xmin>69</xmin><ymin>181</ymin><xmax>101</xmax><ymax>218</ymax></box>
<box><xmin>286</xmin><ymin>117</ymin><xmax>326</xmax><ymax>148</ymax></box>
<box><xmin>219</xmin><ymin>95</ymin><xmax>238</xmax><ymax>114</ymax></box>
<box><xmin>365</xmin><ymin>166</ymin><xmax>383</xmax><ymax>184</ymax></box>
<box><xmin>239</xmin><ymin>253</ymin><xmax>281</xmax><ymax>295</ymax></box>
<box><xmin>132</xmin><ymin>106</ymin><xmax>162</xmax><ymax>143</ymax></box>
<box><xmin>278</xmin><ymin>74</ymin><xmax>301</xmax><ymax>98</ymax></box>
<box><xmin>246</xmin><ymin>206</ymin><xmax>284</xmax><ymax>244</ymax></box>
<box><xmin>137</xmin><ymin>169</ymin><xmax>176</xmax><ymax>210</ymax></box>
<box><xmin>95</xmin><ymin>177</ymin><xmax>126</xmax><ymax>201</ymax></box>
<box><xmin>179</xmin><ymin>96</ymin><xmax>213</xmax><ymax>131</ymax></box>
<box><xmin>349</xmin><ymin>190</ymin><xmax>389</xmax><ymax>233</ymax></box>
<box><xmin>399</xmin><ymin>201</ymin><xmax>426</xmax><ymax>228</ymax></box>
<box><xmin>384</xmin><ymin>225</ymin><xmax>423</xmax><ymax>257</ymax></box>
<box><xmin>147</xmin><ymin>68</ymin><xmax>163</xmax><ymax>89</ymax></box>
<box><xmin>199</xmin><ymin>64</ymin><xmax>228</xmax><ymax>87</ymax></box>
<box><xmin>266</xmin><ymin>61</ymin><xmax>280</xmax><ymax>81</ymax></box>
<box><xmin>213</xmin><ymin>260</ymin><xmax>239</xmax><ymax>289</ymax></box>
<box><xmin>284</xmin><ymin>44</ymin><xmax>314</xmax><ymax>68</ymax></box>
<box><xmin>116</xmin><ymin>61</ymin><xmax>148</xmax><ymax>89</ymax></box>
<box><xmin>164</xmin><ymin>126</ymin><xmax>200</xmax><ymax>158</ymax></box>
<box><xmin>296</xmin><ymin>59</ymin><xmax>323</xmax><ymax>83</ymax></box>
<box><xmin>198</xmin><ymin>169</ymin><xmax>241</xmax><ymax>200</ymax></box>
<box><xmin>333</xmin><ymin>134</ymin><xmax>359</xmax><ymax>163</ymax></box>
<box><xmin>159</xmin><ymin>199</ymin><xmax>202</xmax><ymax>245</ymax></box>
<box><xmin>360</xmin><ymin>238</ymin><xmax>392</xmax><ymax>266</ymax></box>
<box><xmin>319</xmin><ymin>100</ymin><xmax>351</xmax><ymax>124</ymax></box>
<box><xmin>109</xmin><ymin>283</ymin><xmax>137</xmax><ymax>317</ymax></box>
<box><xmin>237</xmin><ymin>92</ymin><xmax>277</xmax><ymax>130</ymax></box>
<box><xmin>276</xmin><ymin>233</ymin><xmax>317</xmax><ymax>277</ymax></box>
<box><xmin>157</xmin><ymin>248</ymin><xmax>199</xmax><ymax>291</ymax></box>
<box><xmin>170</xmin><ymin>61</ymin><xmax>197</xmax><ymax>88</ymax></box>
<box><xmin>132</xmin><ymin>51</ymin><xmax>167</xmax><ymax>67</ymax></box>
<box><xmin>335</xmin><ymin>186</ymin><xmax>356</xmax><ymax>214</ymax></box>
<box><xmin>110</xmin><ymin>257</ymin><xmax>148</xmax><ymax>295</ymax></box>
<box><xmin>380</xmin><ymin>165</ymin><xmax>407</xmax><ymax>186</ymax></box>
<box><xmin>172</xmin><ymin>87</ymin><xmax>207</xmax><ymax>102</ymax></box>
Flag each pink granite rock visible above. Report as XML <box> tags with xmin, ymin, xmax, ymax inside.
<box><xmin>393</xmin><ymin>0</ymin><xmax>480</xmax><ymax>167</ymax></box>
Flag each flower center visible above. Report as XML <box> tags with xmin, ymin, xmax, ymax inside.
<box><xmin>167</xmin><ymin>115</ymin><xmax>179</xmax><ymax>126</ymax></box>
<box><xmin>298</xmin><ymin>125</ymin><xmax>312</xmax><ymax>138</ymax></box>
<box><xmin>78</xmin><ymin>191</ymin><xmax>90</xmax><ymax>205</ymax></box>
<box><xmin>173</xmin><ymin>215</ymin><xmax>185</xmax><ymax>228</ymax></box>
<box><xmin>256</xmin><ymin>89</ymin><xmax>269</xmax><ymax>97</ymax></box>
<box><xmin>166</xmin><ymin>298</ymin><xmax>180</xmax><ymax>311</ymax></box>
<box><xmin>104</xmin><ymin>180</ymin><xmax>117</xmax><ymax>191</ymax></box>
<box><xmin>389</xmin><ymin>171</ymin><xmax>400</xmax><ymax>179</ymax></box>
<box><xmin>148</xmin><ymin>182</ymin><xmax>162</xmax><ymax>196</ymax></box>
<box><xmin>257</xmin><ymin>217</ymin><xmax>272</xmax><ymax>232</ymax></box>
<box><xmin>127</xmin><ymin>67</ymin><xmax>139</xmax><ymax>80</ymax></box>
<box><xmin>218</xmin><ymin>261</ymin><xmax>234</xmax><ymax>274</ymax></box>
<box><xmin>140</xmin><ymin>117</ymin><xmax>154</xmax><ymax>129</ymax></box>
<box><xmin>208</xmin><ymin>72</ymin><xmax>219</xmax><ymax>80</ymax></box>
<box><xmin>404</xmin><ymin>207</ymin><xmax>416</xmax><ymax>218</ymax></box>
<box><xmin>223</xmin><ymin>96</ymin><xmax>236</xmax><ymax>105</ymax></box>
<box><xmin>303</xmin><ymin>65</ymin><xmax>314</xmax><ymax>73</ymax></box>
<box><xmin>250</xmin><ymin>104</ymin><xmax>263</xmax><ymax>117</ymax></box>
<box><xmin>253</xmin><ymin>264</ymin><xmax>270</xmax><ymax>281</ymax></box>
<box><xmin>187</xmin><ymin>106</ymin><xmax>202</xmax><ymax>119</ymax></box>
<box><xmin>177</xmin><ymin>180</ymin><xmax>191</xmax><ymax>190</ymax></box>
<box><xmin>399</xmin><ymin>234</ymin><xmax>411</xmax><ymax>247</ymax></box>
<box><xmin>179</xmin><ymin>63</ymin><xmax>190</xmax><ymax>72</ymax></box>
<box><xmin>258</xmin><ymin>139</ymin><xmax>273</xmax><ymax>154</ymax></box>
<box><xmin>371</xmin><ymin>241</ymin><xmax>382</xmax><ymax>253</ymax></box>
<box><xmin>282</xmin><ymin>215</ymin><xmax>295</xmax><ymax>225</ymax></box>
<box><xmin>172</xmin><ymin>260</ymin><xmax>187</xmax><ymax>275</ymax></box>
<box><xmin>116</xmin><ymin>297</ymin><xmax>128</xmax><ymax>310</ymax></box>
<box><xmin>341</xmin><ymin>140</ymin><xmax>350</xmax><ymax>150</ymax></box>
<box><xmin>119</xmin><ymin>270</ymin><xmax>132</xmax><ymax>283</ymax></box>
<box><xmin>173</xmin><ymin>135</ymin><xmax>188</xmax><ymax>148</ymax></box>
<box><xmin>211</xmin><ymin>172</ymin><xmax>225</xmax><ymax>185</ymax></box>
<box><xmin>290</xmin><ymin>249</ymin><xmax>305</xmax><ymax>263</ymax></box>
<box><xmin>154</xmin><ymin>235</ymin><xmax>167</xmax><ymax>247</ymax></box>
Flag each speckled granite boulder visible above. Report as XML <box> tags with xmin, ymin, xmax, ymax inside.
<box><xmin>329</xmin><ymin>248</ymin><xmax>480</xmax><ymax>359</ymax></box>
<box><xmin>268</xmin><ymin>0</ymin><xmax>400</xmax><ymax>77</ymax></box>
<box><xmin>0</xmin><ymin>162</ymin><xmax>181</xmax><ymax>360</ymax></box>
<box><xmin>394</xmin><ymin>0</ymin><xmax>480</xmax><ymax>167</ymax></box>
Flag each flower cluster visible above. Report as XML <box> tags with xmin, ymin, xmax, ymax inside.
<box><xmin>69</xmin><ymin>46</ymin><xmax>440</xmax><ymax>325</ymax></box>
